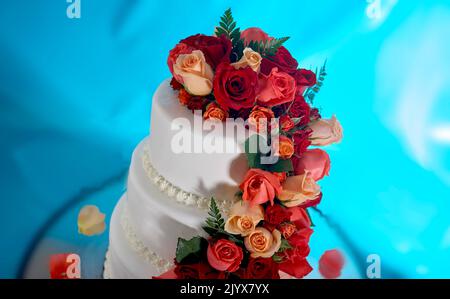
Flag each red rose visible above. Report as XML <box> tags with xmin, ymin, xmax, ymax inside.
<box><xmin>288</xmin><ymin>95</ymin><xmax>311</xmax><ymax>125</ymax></box>
<box><xmin>291</xmin><ymin>129</ymin><xmax>312</xmax><ymax>169</ymax></box>
<box><xmin>310</xmin><ymin>108</ymin><xmax>321</xmax><ymax>120</ymax></box>
<box><xmin>186</xmin><ymin>96</ymin><xmax>206</xmax><ymax>112</ymax></box>
<box><xmin>240</xmin><ymin>169</ymin><xmax>282</xmax><ymax>206</ymax></box>
<box><xmin>181</xmin><ymin>34</ymin><xmax>232</xmax><ymax>69</ymax></box>
<box><xmin>241</xmin><ymin>27</ymin><xmax>272</xmax><ymax>45</ymax></box>
<box><xmin>289</xmin><ymin>206</ymin><xmax>312</xmax><ymax>229</ymax></box>
<box><xmin>265</xmin><ymin>205</ymin><xmax>292</xmax><ymax>231</ymax></box>
<box><xmin>257</xmin><ymin>68</ymin><xmax>297</xmax><ymax>107</ymax></box>
<box><xmin>278</xmin><ymin>248</ymin><xmax>313</xmax><ymax>279</ymax></box>
<box><xmin>170</xmin><ymin>77</ymin><xmax>183</xmax><ymax>90</ymax></box>
<box><xmin>167</xmin><ymin>43</ymin><xmax>193</xmax><ymax>81</ymax></box>
<box><xmin>280</xmin><ymin>115</ymin><xmax>295</xmax><ymax>132</ymax></box>
<box><xmin>319</xmin><ymin>249</ymin><xmax>345</xmax><ymax>279</ymax></box>
<box><xmin>207</xmin><ymin>239</ymin><xmax>243</xmax><ymax>273</ymax></box>
<box><xmin>292</xmin><ymin>69</ymin><xmax>316</xmax><ymax>95</ymax></box>
<box><xmin>214</xmin><ymin>63</ymin><xmax>258</xmax><ymax>111</ymax></box>
<box><xmin>260</xmin><ymin>46</ymin><xmax>298</xmax><ymax>76</ymax></box>
<box><xmin>245</xmin><ymin>258</ymin><xmax>280</xmax><ymax>279</ymax></box>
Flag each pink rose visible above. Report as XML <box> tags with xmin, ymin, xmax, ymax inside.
<box><xmin>294</xmin><ymin>149</ymin><xmax>331</xmax><ymax>181</ymax></box>
<box><xmin>257</xmin><ymin>68</ymin><xmax>296</xmax><ymax>107</ymax></box>
<box><xmin>309</xmin><ymin>115</ymin><xmax>343</xmax><ymax>146</ymax></box>
<box><xmin>240</xmin><ymin>27</ymin><xmax>272</xmax><ymax>45</ymax></box>
<box><xmin>207</xmin><ymin>239</ymin><xmax>243</xmax><ymax>273</ymax></box>
<box><xmin>239</xmin><ymin>169</ymin><xmax>282</xmax><ymax>206</ymax></box>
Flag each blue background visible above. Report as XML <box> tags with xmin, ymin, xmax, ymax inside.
<box><xmin>1</xmin><ymin>0</ymin><xmax>449</xmax><ymax>278</ymax></box>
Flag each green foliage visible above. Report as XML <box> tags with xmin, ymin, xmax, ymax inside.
<box><xmin>248</xmin><ymin>37</ymin><xmax>290</xmax><ymax>57</ymax></box>
<box><xmin>279</xmin><ymin>238</ymin><xmax>293</xmax><ymax>252</ymax></box>
<box><xmin>204</xmin><ymin>198</ymin><xmax>225</xmax><ymax>231</ymax></box>
<box><xmin>175</xmin><ymin>236</ymin><xmax>207</xmax><ymax>264</ymax></box>
<box><xmin>305</xmin><ymin>60</ymin><xmax>328</xmax><ymax>104</ymax></box>
<box><xmin>244</xmin><ymin>134</ymin><xmax>294</xmax><ymax>173</ymax></box>
<box><xmin>202</xmin><ymin>198</ymin><xmax>245</xmax><ymax>246</ymax></box>
<box><xmin>216</xmin><ymin>8</ymin><xmax>245</xmax><ymax>61</ymax></box>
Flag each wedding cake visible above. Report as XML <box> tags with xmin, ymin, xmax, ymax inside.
<box><xmin>104</xmin><ymin>9</ymin><xmax>342</xmax><ymax>279</ymax></box>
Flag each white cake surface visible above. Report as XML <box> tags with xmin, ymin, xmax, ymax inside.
<box><xmin>147</xmin><ymin>79</ymin><xmax>249</xmax><ymax>204</ymax></box>
<box><xmin>105</xmin><ymin>81</ymin><xmax>250</xmax><ymax>278</ymax></box>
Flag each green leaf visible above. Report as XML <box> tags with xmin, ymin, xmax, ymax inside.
<box><xmin>216</xmin><ymin>8</ymin><xmax>245</xmax><ymax>61</ymax></box>
<box><xmin>204</xmin><ymin>198</ymin><xmax>225</xmax><ymax>231</ymax></box>
<box><xmin>248</xmin><ymin>37</ymin><xmax>290</xmax><ymax>57</ymax></box>
<box><xmin>268</xmin><ymin>158</ymin><xmax>293</xmax><ymax>173</ymax></box>
<box><xmin>304</xmin><ymin>60</ymin><xmax>327</xmax><ymax>104</ymax></box>
<box><xmin>175</xmin><ymin>236</ymin><xmax>207</xmax><ymax>264</ymax></box>
<box><xmin>272</xmin><ymin>254</ymin><xmax>284</xmax><ymax>263</ymax></box>
<box><xmin>278</xmin><ymin>238</ymin><xmax>293</xmax><ymax>253</ymax></box>
<box><xmin>305</xmin><ymin>208</ymin><xmax>315</xmax><ymax>227</ymax></box>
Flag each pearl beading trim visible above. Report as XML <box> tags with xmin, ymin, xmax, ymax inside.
<box><xmin>120</xmin><ymin>204</ymin><xmax>174</xmax><ymax>274</ymax></box>
<box><xmin>141</xmin><ymin>145</ymin><xmax>233</xmax><ymax>215</ymax></box>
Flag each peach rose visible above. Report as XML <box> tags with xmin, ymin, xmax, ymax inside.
<box><xmin>244</xmin><ymin>227</ymin><xmax>282</xmax><ymax>258</ymax></box>
<box><xmin>241</xmin><ymin>27</ymin><xmax>272</xmax><ymax>45</ymax></box>
<box><xmin>225</xmin><ymin>201</ymin><xmax>264</xmax><ymax>236</ymax></box>
<box><xmin>294</xmin><ymin>149</ymin><xmax>331</xmax><ymax>181</ymax></box>
<box><xmin>173</xmin><ymin>50</ymin><xmax>214</xmax><ymax>96</ymax></box>
<box><xmin>248</xmin><ymin>105</ymin><xmax>275</xmax><ymax>132</ymax></box>
<box><xmin>231</xmin><ymin>48</ymin><xmax>262</xmax><ymax>72</ymax></box>
<box><xmin>274</xmin><ymin>135</ymin><xmax>295</xmax><ymax>160</ymax></box>
<box><xmin>257</xmin><ymin>68</ymin><xmax>297</xmax><ymax>107</ymax></box>
<box><xmin>203</xmin><ymin>102</ymin><xmax>229</xmax><ymax>121</ymax></box>
<box><xmin>278</xmin><ymin>174</ymin><xmax>322</xmax><ymax>208</ymax></box>
<box><xmin>309</xmin><ymin>115</ymin><xmax>343</xmax><ymax>146</ymax></box>
<box><xmin>239</xmin><ymin>169</ymin><xmax>282</xmax><ymax>206</ymax></box>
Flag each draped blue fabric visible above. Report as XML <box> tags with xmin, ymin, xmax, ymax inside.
<box><xmin>1</xmin><ymin>0</ymin><xmax>449</xmax><ymax>278</ymax></box>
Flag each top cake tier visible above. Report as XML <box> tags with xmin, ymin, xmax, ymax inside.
<box><xmin>147</xmin><ymin>80</ymin><xmax>249</xmax><ymax>205</ymax></box>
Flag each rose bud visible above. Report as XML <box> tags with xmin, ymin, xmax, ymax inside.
<box><xmin>203</xmin><ymin>102</ymin><xmax>229</xmax><ymax>122</ymax></box>
<box><xmin>274</xmin><ymin>135</ymin><xmax>295</xmax><ymax>160</ymax></box>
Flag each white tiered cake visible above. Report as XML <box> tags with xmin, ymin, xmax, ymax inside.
<box><xmin>104</xmin><ymin>80</ymin><xmax>249</xmax><ymax>278</ymax></box>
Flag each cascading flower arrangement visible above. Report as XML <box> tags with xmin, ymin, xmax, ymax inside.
<box><xmin>159</xmin><ymin>8</ymin><xmax>343</xmax><ymax>279</ymax></box>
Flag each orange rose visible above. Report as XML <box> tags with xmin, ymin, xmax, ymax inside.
<box><xmin>274</xmin><ymin>135</ymin><xmax>294</xmax><ymax>159</ymax></box>
<box><xmin>248</xmin><ymin>105</ymin><xmax>275</xmax><ymax>132</ymax></box>
<box><xmin>239</xmin><ymin>169</ymin><xmax>282</xmax><ymax>206</ymax></box>
<box><xmin>203</xmin><ymin>102</ymin><xmax>229</xmax><ymax>121</ymax></box>
<box><xmin>244</xmin><ymin>227</ymin><xmax>282</xmax><ymax>258</ymax></box>
<box><xmin>278</xmin><ymin>173</ymin><xmax>322</xmax><ymax>208</ymax></box>
<box><xmin>225</xmin><ymin>201</ymin><xmax>264</xmax><ymax>237</ymax></box>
